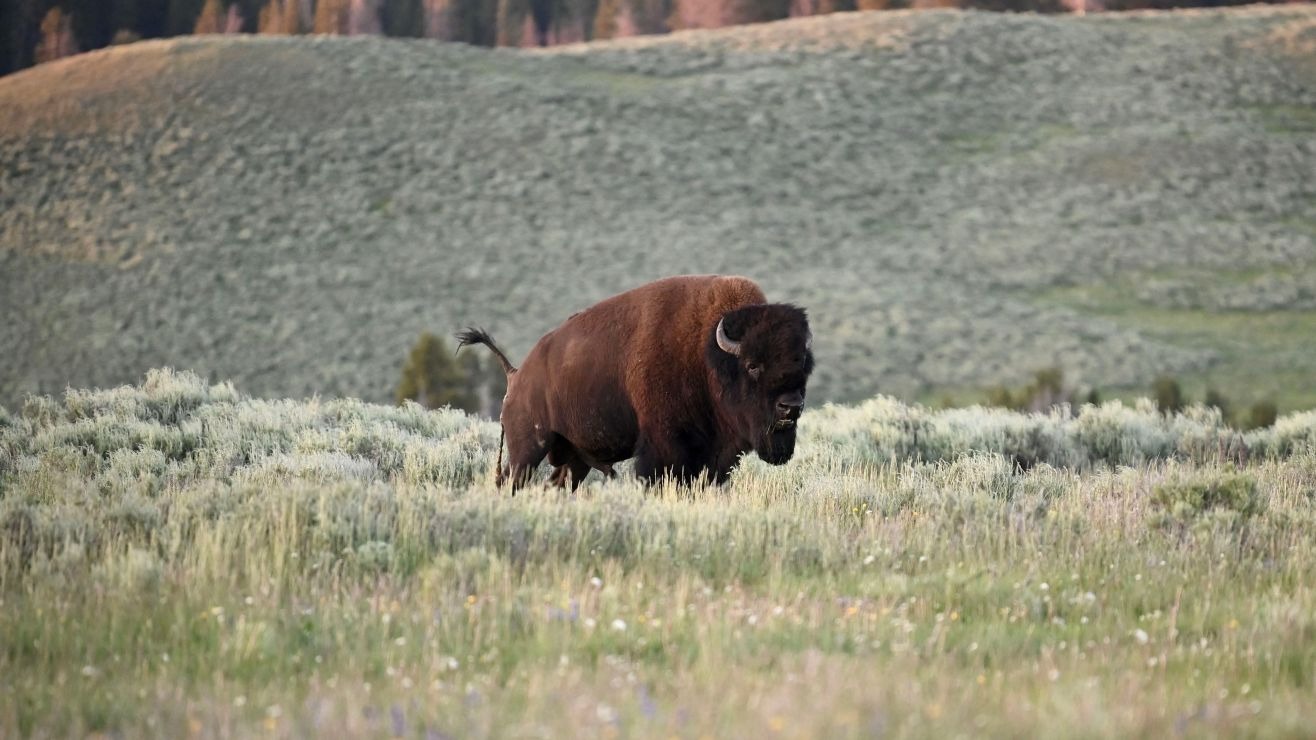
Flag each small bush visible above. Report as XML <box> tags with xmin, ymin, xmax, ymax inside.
<box><xmin>1151</xmin><ymin>471</ymin><xmax>1263</xmax><ymax>525</ymax></box>
<box><xmin>1247</xmin><ymin>400</ymin><xmax>1279</xmax><ymax>430</ymax></box>
<box><xmin>1153</xmin><ymin>375</ymin><xmax>1184</xmax><ymax>415</ymax></box>
<box><xmin>982</xmin><ymin>367</ymin><xmax>1092</xmax><ymax>413</ymax></box>
<box><xmin>1204</xmin><ymin>388</ymin><xmax>1231</xmax><ymax>419</ymax></box>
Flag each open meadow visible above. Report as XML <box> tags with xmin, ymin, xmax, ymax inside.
<box><xmin>4</xmin><ymin>369</ymin><xmax>1316</xmax><ymax>736</ymax></box>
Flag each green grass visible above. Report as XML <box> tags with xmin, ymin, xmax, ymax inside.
<box><xmin>3</xmin><ymin>371</ymin><xmax>1316</xmax><ymax>736</ymax></box>
<box><xmin>1251</xmin><ymin>104</ymin><xmax>1316</xmax><ymax>134</ymax></box>
<box><xmin>1035</xmin><ymin>272</ymin><xmax>1316</xmax><ymax>413</ymax></box>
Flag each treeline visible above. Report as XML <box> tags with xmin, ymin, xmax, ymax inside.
<box><xmin>2</xmin><ymin>0</ymin><xmax>1301</xmax><ymax>77</ymax></box>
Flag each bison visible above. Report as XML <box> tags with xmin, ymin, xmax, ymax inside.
<box><xmin>456</xmin><ymin>275</ymin><xmax>814</xmax><ymax>491</ymax></box>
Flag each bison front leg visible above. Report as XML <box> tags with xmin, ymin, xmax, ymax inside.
<box><xmin>633</xmin><ymin>434</ymin><xmax>710</xmax><ymax>487</ymax></box>
<box><xmin>549</xmin><ymin>457</ymin><xmax>592</xmax><ymax>491</ymax></box>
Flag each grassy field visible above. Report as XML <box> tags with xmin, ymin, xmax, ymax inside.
<box><xmin>1</xmin><ymin>6</ymin><xmax>1314</xmax><ymax>409</ymax></box>
<box><xmin>4</xmin><ymin>370</ymin><xmax>1316</xmax><ymax>736</ymax></box>
<box><xmin>1036</xmin><ymin>276</ymin><xmax>1316</xmax><ymax>413</ymax></box>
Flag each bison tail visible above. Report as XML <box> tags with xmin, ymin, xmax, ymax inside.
<box><xmin>455</xmin><ymin>327</ymin><xmax>517</xmax><ymax>376</ymax></box>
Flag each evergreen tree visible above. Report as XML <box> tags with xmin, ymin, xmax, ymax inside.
<box><xmin>114</xmin><ymin>0</ymin><xmax>143</xmax><ymax>36</ymax></box>
<box><xmin>259</xmin><ymin>0</ymin><xmax>307</xmax><ymax>33</ymax></box>
<box><xmin>422</xmin><ymin>0</ymin><xmax>497</xmax><ymax>43</ymax></box>
<box><xmin>231</xmin><ymin>0</ymin><xmax>266</xmax><ymax>31</ymax></box>
<box><xmin>1</xmin><ymin>0</ymin><xmax>44</xmax><ymax>76</ymax></box>
<box><xmin>194</xmin><ymin>0</ymin><xmax>226</xmax><ymax>33</ymax></box>
<box><xmin>134</xmin><ymin>0</ymin><xmax>172</xmax><ymax>37</ymax></box>
<box><xmin>348</xmin><ymin>0</ymin><xmax>383</xmax><ymax>33</ymax></box>
<box><xmin>315</xmin><ymin>0</ymin><xmax>350</xmax><ymax>33</ymax></box>
<box><xmin>36</xmin><ymin>8</ymin><xmax>80</xmax><ymax>64</ymax></box>
<box><xmin>65</xmin><ymin>0</ymin><xmax>117</xmax><ymax>50</ymax></box>
<box><xmin>258</xmin><ymin>0</ymin><xmax>284</xmax><ymax>32</ymax></box>
<box><xmin>494</xmin><ymin>0</ymin><xmax>525</xmax><ymax>44</ymax></box>
<box><xmin>224</xmin><ymin>3</ymin><xmax>245</xmax><ymax>30</ymax></box>
<box><xmin>381</xmin><ymin>0</ymin><xmax>425</xmax><ymax>36</ymax></box>
<box><xmin>395</xmin><ymin>332</ymin><xmax>477</xmax><ymax>411</ymax></box>
<box><xmin>167</xmin><ymin>0</ymin><xmax>207</xmax><ymax>35</ymax></box>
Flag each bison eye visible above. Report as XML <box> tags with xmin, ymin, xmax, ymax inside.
<box><xmin>745</xmin><ymin>362</ymin><xmax>761</xmax><ymax>378</ymax></box>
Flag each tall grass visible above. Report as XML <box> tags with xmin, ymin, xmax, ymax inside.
<box><xmin>3</xmin><ymin>369</ymin><xmax>1316</xmax><ymax>736</ymax></box>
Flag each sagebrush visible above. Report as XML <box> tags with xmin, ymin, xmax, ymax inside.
<box><xmin>4</xmin><ymin>369</ymin><xmax>1316</xmax><ymax>736</ymax></box>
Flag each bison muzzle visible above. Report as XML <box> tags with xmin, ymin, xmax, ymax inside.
<box><xmin>457</xmin><ymin>275</ymin><xmax>814</xmax><ymax>491</ymax></box>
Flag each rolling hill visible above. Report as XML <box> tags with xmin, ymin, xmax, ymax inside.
<box><xmin>1</xmin><ymin>6</ymin><xmax>1314</xmax><ymax>409</ymax></box>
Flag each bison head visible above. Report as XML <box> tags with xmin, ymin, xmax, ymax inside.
<box><xmin>706</xmin><ymin>303</ymin><xmax>814</xmax><ymax>466</ymax></box>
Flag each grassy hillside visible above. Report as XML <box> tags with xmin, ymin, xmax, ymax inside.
<box><xmin>3</xmin><ymin>370</ymin><xmax>1316</xmax><ymax>735</ymax></box>
<box><xmin>1</xmin><ymin>7</ymin><xmax>1314</xmax><ymax>410</ymax></box>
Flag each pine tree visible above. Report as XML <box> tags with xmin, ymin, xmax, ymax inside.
<box><xmin>596</xmin><ymin>0</ymin><xmax>668</xmax><ymax>38</ymax></box>
<box><xmin>282</xmin><ymin>0</ymin><xmax>302</xmax><ymax>31</ymax></box>
<box><xmin>348</xmin><ymin>0</ymin><xmax>383</xmax><ymax>33</ymax></box>
<box><xmin>395</xmin><ymin>332</ymin><xmax>477</xmax><ymax>412</ymax></box>
<box><xmin>258</xmin><ymin>0</ymin><xmax>284</xmax><ymax>32</ymax></box>
<box><xmin>496</xmin><ymin>0</ymin><xmax>539</xmax><ymax>44</ymax></box>
<box><xmin>166</xmin><ymin>0</ymin><xmax>207</xmax><ymax>35</ymax></box>
<box><xmin>259</xmin><ymin>0</ymin><xmax>306</xmax><ymax>33</ymax></box>
<box><xmin>2</xmin><ymin>0</ymin><xmax>44</xmax><ymax>75</ymax></box>
<box><xmin>36</xmin><ymin>8</ymin><xmax>80</xmax><ymax>64</ymax></box>
<box><xmin>65</xmin><ymin>0</ymin><xmax>117</xmax><ymax>49</ymax></box>
<box><xmin>224</xmin><ymin>3</ymin><xmax>245</xmax><ymax>31</ymax></box>
<box><xmin>194</xmin><ymin>0</ymin><xmax>226</xmax><ymax>33</ymax></box>
<box><xmin>315</xmin><ymin>0</ymin><xmax>350</xmax><ymax>33</ymax></box>
<box><xmin>381</xmin><ymin>0</ymin><xmax>424</xmax><ymax>36</ymax></box>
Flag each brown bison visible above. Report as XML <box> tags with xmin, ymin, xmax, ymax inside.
<box><xmin>457</xmin><ymin>275</ymin><xmax>814</xmax><ymax>491</ymax></box>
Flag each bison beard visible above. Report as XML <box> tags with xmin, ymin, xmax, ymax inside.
<box><xmin>457</xmin><ymin>275</ymin><xmax>814</xmax><ymax>492</ymax></box>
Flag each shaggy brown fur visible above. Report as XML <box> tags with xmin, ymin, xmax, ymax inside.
<box><xmin>458</xmin><ymin>275</ymin><xmax>813</xmax><ymax>491</ymax></box>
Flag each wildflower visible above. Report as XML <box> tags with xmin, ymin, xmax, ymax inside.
<box><xmin>1133</xmin><ymin>629</ymin><xmax>1149</xmax><ymax>645</ymax></box>
<box><xmin>611</xmin><ymin>619</ymin><xmax>627</xmax><ymax>632</ymax></box>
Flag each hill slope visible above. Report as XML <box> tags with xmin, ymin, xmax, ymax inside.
<box><xmin>1</xmin><ymin>7</ymin><xmax>1314</xmax><ymax>408</ymax></box>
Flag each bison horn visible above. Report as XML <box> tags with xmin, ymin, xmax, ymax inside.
<box><xmin>715</xmin><ymin>318</ymin><xmax>741</xmax><ymax>356</ymax></box>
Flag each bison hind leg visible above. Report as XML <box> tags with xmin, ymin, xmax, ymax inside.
<box><xmin>504</xmin><ymin>429</ymin><xmax>553</xmax><ymax>494</ymax></box>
